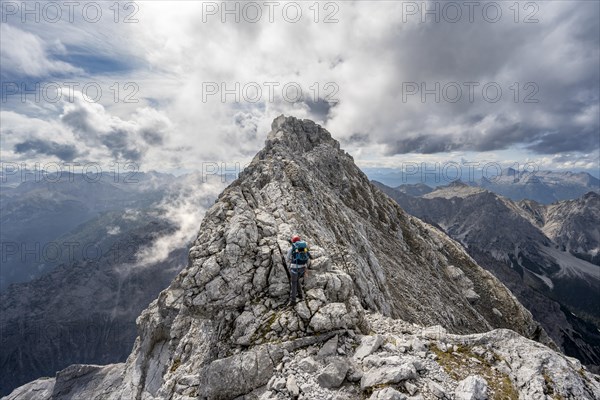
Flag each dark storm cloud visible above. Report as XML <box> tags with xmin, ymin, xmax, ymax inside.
<box><xmin>475</xmin><ymin>120</ymin><xmax>530</xmax><ymax>152</ymax></box>
<box><xmin>384</xmin><ymin>115</ymin><xmax>587</xmax><ymax>155</ymax></box>
<box><xmin>386</xmin><ymin>134</ymin><xmax>462</xmax><ymax>155</ymax></box>
<box><xmin>375</xmin><ymin>1</ymin><xmax>600</xmax><ymax>156</ymax></box>
<box><xmin>305</xmin><ymin>98</ymin><xmax>333</xmax><ymax>122</ymax></box>
<box><xmin>140</xmin><ymin>128</ymin><xmax>165</xmax><ymax>146</ymax></box>
<box><xmin>60</xmin><ymin>104</ymin><xmax>96</xmax><ymax>134</ymax></box>
<box><xmin>102</xmin><ymin>129</ymin><xmax>143</xmax><ymax>161</ymax></box>
<box><xmin>526</xmin><ymin>128</ymin><xmax>600</xmax><ymax>154</ymax></box>
<box><xmin>344</xmin><ymin>132</ymin><xmax>371</xmax><ymax>146</ymax></box>
<box><xmin>14</xmin><ymin>139</ymin><xmax>80</xmax><ymax>161</ymax></box>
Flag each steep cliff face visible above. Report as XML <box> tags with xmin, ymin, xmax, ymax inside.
<box><xmin>7</xmin><ymin>116</ymin><xmax>599</xmax><ymax>400</ymax></box>
<box><xmin>535</xmin><ymin>192</ymin><xmax>600</xmax><ymax>265</ymax></box>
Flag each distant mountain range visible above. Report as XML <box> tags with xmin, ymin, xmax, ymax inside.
<box><xmin>365</xmin><ymin>168</ymin><xmax>599</xmax><ymax>204</ymax></box>
<box><xmin>0</xmin><ymin>171</ymin><xmax>225</xmax><ymax>290</ymax></box>
<box><xmin>0</xmin><ymin>171</ymin><xmax>175</xmax><ymax>290</ymax></box>
<box><xmin>374</xmin><ymin>180</ymin><xmax>600</xmax><ymax>370</ymax></box>
<box><xmin>0</xmin><ymin>211</ymin><xmax>187</xmax><ymax>396</ymax></box>
<box><xmin>474</xmin><ymin>168</ymin><xmax>600</xmax><ymax>204</ymax></box>
<box><xmin>0</xmin><ymin>171</ymin><xmax>224</xmax><ymax>395</ymax></box>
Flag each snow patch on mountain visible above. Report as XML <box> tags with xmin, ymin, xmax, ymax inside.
<box><xmin>541</xmin><ymin>246</ymin><xmax>600</xmax><ymax>280</ymax></box>
<box><xmin>422</xmin><ymin>182</ymin><xmax>486</xmax><ymax>200</ymax></box>
<box><xmin>531</xmin><ymin>271</ymin><xmax>554</xmax><ymax>289</ymax></box>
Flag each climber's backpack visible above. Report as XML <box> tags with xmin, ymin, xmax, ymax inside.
<box><xmin>292</xmin><ymin>241</ymin><xmax>310</xmax><ymax>265</ymax></box>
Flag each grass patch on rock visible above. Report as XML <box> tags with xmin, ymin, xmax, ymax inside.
<box><xmin>431</xmin><ymin>344</ymin><xmax>518</xmax><ymax>400</ymax></box>
<box><xmin>170</xmin><ymin>358</ymin><xmax>181</xmax><ymax>372</ymax></box>
<box><xmin>542</xmin><ymin>370</ymin><xmax>564</xmax><ymax>400</ymax></box>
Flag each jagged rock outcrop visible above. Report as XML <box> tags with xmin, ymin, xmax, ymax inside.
<box><xmin>8</xmin><ymin>116</ymin><xmax>598</xmax><ymax>400</ymax></box>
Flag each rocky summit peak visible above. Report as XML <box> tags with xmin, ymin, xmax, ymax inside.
<box><xmin>268</xmin><ymin>115</ymin><xmax>336</xmax><ymax>145</ymax></box>
<box><xmin>7</xmin><ymin>116</ymin><xmax>600</xmax><ymax>400</ymax></box>
<box><xmin>260</xmin><ymin>115</ymin><xmax>341</xmax><ymax>161</ymax></box>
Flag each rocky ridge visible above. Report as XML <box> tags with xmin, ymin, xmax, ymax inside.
<box><xmin>7</xmin><ymin>313</ymin><xmax>600</xmax><ymax>400</ymax></box>
<box><xmin>5</xmin><ymin>116</ymin><xmax>598</xmax><ymax>400</ymax></box>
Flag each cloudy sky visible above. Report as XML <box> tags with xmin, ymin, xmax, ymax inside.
<box><xmin>1</xmin><ymin>0</ymin><xmax>599</xmax><ymax>179</ymax></box>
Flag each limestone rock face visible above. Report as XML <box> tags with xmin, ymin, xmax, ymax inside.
<box><xmin>7</xmin><ymin>116</ymin><xmax>588</xmax><ymax>400</ymax></box>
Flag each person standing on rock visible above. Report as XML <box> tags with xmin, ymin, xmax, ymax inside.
<box><xmin>286</xmin><ymin>235</ymin><xmax>312</xmax><ymax>306</ymax></box>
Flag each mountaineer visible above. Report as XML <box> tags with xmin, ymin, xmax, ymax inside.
<box><xmin>286</xmin><ymin>235</ymin><xmax>313</xmax><ymax>306</ymax></box>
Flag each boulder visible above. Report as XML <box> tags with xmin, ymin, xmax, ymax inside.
<box><xmin>428</xmin><ymin>380</ymin><xmax>447</xmax><ymax>399</ymax></box>
<box><xmin>454</xmin><ymin>375</ymin><xmax>488</xmax><ymax>400</ymax></box>
<box><xmin>369</xmin><ymin>387</ymin><xmax>408</xmax><ymax>400</ymax></box>
<box><xmin>199</xmin><ymin>345</ymin><xmax>282</xmax><ymax>399</ymax></box>
<box><xmin>361</xmin><ymin>363</ymin><xmax>417</xmax><ymax>390</ymax></box>
<box><xmin>316</xmin><ymin>360</ymin><xmax>349</xmax><ymax>388</ymax></box>
<box><xmin>297</xmin><ymin>357</ymin><xmax>320</xmax><ymax>374</ymax></box>
<box><xmin>317</xmin><ymin>335</ymin><xmax>339</xmax><ymax>358</ymax></box>
<box><xmin>286</xmin><ymin>375</ymin><xmax>300</xmax><ymax>397</ymax></box>
<box><xmin>354</xmin><ymin>335</ymin><xmax>384</xmax><ymax>360</ymax></box>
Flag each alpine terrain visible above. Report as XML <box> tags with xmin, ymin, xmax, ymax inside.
<box><xmin>5</xmin><ymin>116</ymin><xmax>600</xmax><ymax>400</ymax></box>
<box><xmin>374</xmin><ymin>181</ymin><xmax>600</xmax><ymax>371</ymax></box>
